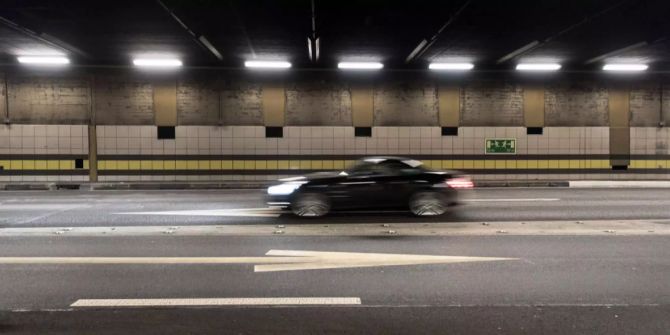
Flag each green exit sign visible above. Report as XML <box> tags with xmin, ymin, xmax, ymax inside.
<box><xmin>485</xmin><ymin>138</ymin><xmax>516</xmax><ymax>154</ymax></box>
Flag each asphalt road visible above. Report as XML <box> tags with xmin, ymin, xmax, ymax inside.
<box><xmin>0</xmin><ymin>235</ymin><xmax>669</xmax><ymax>334</ymax></box>
<box><xmin>1</xmin><ymin>188</ymin><xmax>670</xmax><ymax>227</ymax></box>
<box><xmin>1</xmin><ymin>188</ymin><xmax>670</xmax><ymax>334</ymax></box>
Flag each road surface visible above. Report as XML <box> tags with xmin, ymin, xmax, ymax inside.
<box><xmin>0</xmin><ymin>188</ymin><xmax>669</xmax><ymax>334</ymax></box>
<box><xmin>0</xmin><ymin>188</ymin><xmax>669</xmax><ymax>227</ymax></box>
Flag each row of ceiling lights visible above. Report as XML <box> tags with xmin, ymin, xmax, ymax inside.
<box><xmin>15</xmin><ymin>56</ymin><xmax>650</xmax><ymax>72</ymax></box>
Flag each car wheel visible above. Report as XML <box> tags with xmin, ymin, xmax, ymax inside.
<box><xmin>291</xmin><ymin>193</ymin><xmax>330</xmax><ymax>217</ymax></box>
<box><xmin>409</xmin><ymin>192</ymin><xmax>448</xmax><ymax>216</ymax></box>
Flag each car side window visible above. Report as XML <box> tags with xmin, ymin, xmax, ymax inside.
<box><xmin>369</xmin><ymin>164</ymin><xmax>393</xmax><ymax>176</ymax></box>
<box><xmin>349</xmin><ymin>163</ymin><xmax>392</xmax><ymax>176</ymax></box>
<box><xmin>348</xmin><ymin>163</ymin><xmax>375</xmax><ymax>176</ymax></box>
<box><xmin>380</xmin><ymin>161</ymin><xmax>417</xmax><ymax>175</ymax></box>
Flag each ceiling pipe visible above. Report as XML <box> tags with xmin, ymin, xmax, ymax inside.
<box><xmin>496</xmin><ymin>0</ymin><xmax>632</xmax><ymax>64</ymax></box>
<box><xmin>405</xmin><ymin>0</ymin><xmax>472</xmax><ymax>63</ymax></box>
<box><xmin>156</xmin><ymin>0</ymin><xmax>223</xmax><ymax>61</ymax></box>
<box><xmin>0</xmin><ymin>16</ymin><xmax>88</xmax><ymax>57</ymax></box>
<box><xmin>584</xmin><ymin>41</ymin><xmax>648</xmax><ymax>64</ymax></box>
<box><xmin>584</xmin><ymin>36</ymin><xmax>667</xmax><ymax>64</ymax></box>
<box><xmin>496</xmin><ymin>41</ymin><xmax>540</xmax><ymax>64</ymax></box>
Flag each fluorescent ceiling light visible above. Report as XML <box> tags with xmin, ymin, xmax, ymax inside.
<box><xmin>603</xmin><ymin>63</ymin><xmax>648</xmax><ymax>72</ymax></box>
<box><xmin>338</xmin><ymin>62</ymin><xmax>384</xmax><ymax>70</ymax></box>
<box><xmin>133</xmin><ymin>58</ymin><xmax>183</xmax><ymax>67</ymax></box>
<box><xmin>17</xmin><ymin>56</ymin><xmax>70</xmax><ymax>65</ymax></box>
<box><xmin>429</xmin><ymin>62</ymin><xmax>474</xmax><ymax>70</ymax></box>
<box><xmin>244</xmin><ymin>60</ymin><xmax>292</xmax><ymax>69</ymax></box>
<box><xmin>516</xmin><ymin>63</ymin><xmax>561</xmax><ymax>71</ymax></box>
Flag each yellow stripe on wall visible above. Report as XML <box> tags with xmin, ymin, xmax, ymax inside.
<box><xmin>0</xmin><ymin>160</ymin><xmax>86</xmax><ymax>170</ymax></box>
<box><xmin>35</xmin><ymin>160</ymin><xmax>47</xmax><ymax>170</ymax></box>
<box><xmin>47</xmin><ymin>161</ymin><xmax>59</xmax><ymax>170</ymax></box>
<box><xmin>22</xmin><ymin>160</ymin><xmax>35</xmax><ymax>170</ymax></box>
<box><xmin>10</xmin><ymin>161</ymin><xmax>22</xmax><ymax>170</ymax></box>
<box><xmin>91</xmin><ymin>159</ymin><xmax>618</xmax><ymax>171</ymax></box>
<box><xmin>2</xmin><ymin>159</ymin><xmax>668</xmax><ymax>172</ymax></box>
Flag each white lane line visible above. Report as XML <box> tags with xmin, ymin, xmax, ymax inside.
<box><xmin>0</xmin><ymin>204</ymin><xmax>85</xmax><ymax>210</ymax></box>
<box><xmin>10</xmin><ymin>205</ymin><xmax>88</xmax><ymax>225</ymax></box>
<box><xmin>465</xmin><ymin>198</ymin><xmax>560</xmax><ymax>202</ymax></box>
<box><xmin>71</xmin><ymin>297</ymin><xmax>362</xmax><ymax>307</ymax></box>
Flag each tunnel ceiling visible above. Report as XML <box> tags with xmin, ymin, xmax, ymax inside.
<box><xmin>0</xmin><ymin>0</ymin><xmax>669</xmax><ymax>70</ymax></box>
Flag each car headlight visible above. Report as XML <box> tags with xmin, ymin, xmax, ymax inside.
<box><xmin>267</xmin><ymin>182</ymin><xmax>305</xmax><ymax>195</ymax></box>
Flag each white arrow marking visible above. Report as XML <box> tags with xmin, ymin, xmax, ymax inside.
<box><xmin>71</xmin><ymin>297</ymin><xmax>361</xmax><ymax>307</ymax></box>
<box><xmin>115</xmin><ymin>207</ymin><xmax>283</xmax><ymax>218</ymax></box>
<box><xmin>0</xmin><ymin>250</ymin><xmax>517</xmax><ymax>272</ymax></box>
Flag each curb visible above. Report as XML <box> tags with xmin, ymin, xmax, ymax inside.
<box><xmin>475</xmin><ymin>181</ymin><xmax>569</xmax><ymax>188</ymax></box>
<box><xmin>82</xmin><ymin>182</ymin><xmax>268</xmax><ymax>191</ymax></box>
<box><xmin>568</xmin><ymin>180</ymin><xmax>670</xmax><ymax>188</ymax></box>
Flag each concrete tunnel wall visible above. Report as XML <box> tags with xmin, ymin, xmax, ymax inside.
<box><xmin>1</xmin><ymin>69</ymin><xmax>670</xmax><ymax>182</ymax></box>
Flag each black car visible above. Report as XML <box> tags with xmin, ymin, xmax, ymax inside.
<box><xmin>267</xmin><ymin>157</ymin><xmax>473</xmax><ymax>217</ymax></box>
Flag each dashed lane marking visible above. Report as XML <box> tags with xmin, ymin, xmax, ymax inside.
<box><xmin>465</xmin><ymin>198</ymin><xmax>560</xmax><ymax>202</ymax></box>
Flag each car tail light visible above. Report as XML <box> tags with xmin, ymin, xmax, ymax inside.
<box><xmin>446</xmin><ymin>177</ymin><xmax>474</xmax><ymax>189</ymax></box>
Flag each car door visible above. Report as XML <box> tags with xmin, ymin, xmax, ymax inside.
<box><xmin>343</xmin><ymin>163</ymin><xmax>411</xmax><ymax>209</ymax></box>
<box><xmin>374</xmin><ymin>162</ymin><xmax>417</xmax><ymax>207</ymax></box>
<box><xmin>336</xmin><ymin>166</ymin><xmax>386</xmax><ymax>209</ymax></box>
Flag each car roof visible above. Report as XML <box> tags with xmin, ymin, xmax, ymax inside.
<box><xmin>360</xmin><ymin>157</ymin><xmax>424</xmax><ymax>168</ymax></box>
<box><xmin>361</xmin><ymin>156</ymin><xmax>413</xmax><ymax>163</ymax></box>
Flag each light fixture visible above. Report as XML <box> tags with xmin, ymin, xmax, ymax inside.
<box><xmin>17</xmin><ymin>56</ymin><xmax>70</xmax><ymax>65</ymax></box>
<box><xmin>244</xmin><ymin>60</ymin><xmax>292</xmax><ymax>69</ymax></box>
<box><xmin>133</xmin><ymin>58</ymin><xmax>183</xmax><ymax>67</ymax></box>
<box><xmin>338</xmin><ymin>62</ymin><xmax>384</xmax><ymax>70</ymax></box>
<box><xmin>603</xmin><ymin>63</ymin><xmax>648</xmax><ymax>72</ymax></box>
<box><xmin>515</xmin><ymin>63</ymin><xmax>561</xmax><ymax>71</ymax></box>
<box><xmin>428</xmin><ymin>62</ymin><xmax>474</xmax><ymax>71</ymax></box>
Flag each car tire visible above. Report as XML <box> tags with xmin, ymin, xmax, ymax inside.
<box><xmin>291</xmin><ymin>193</ymin><xmax>330</xmax><ymax>217</ymax></box>
<box><xmin>409</xmin><ymin>192</ymin><xmax>449</xmax><ymax>216</ymax></box>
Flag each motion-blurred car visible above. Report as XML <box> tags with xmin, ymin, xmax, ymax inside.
<box><xmin>267</xmin><ymin>156</ymin><xmax>473</xmax><ymax>217</ymax></box>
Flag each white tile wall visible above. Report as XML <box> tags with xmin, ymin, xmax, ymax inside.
<box><xmin>96</xmin><ymin>126</ymin><xmax>610</xmax><ymax>156</ymax></box>
<box><xmin>0</xmin><ymin>125</ymin><xmax>88</xmax><ymax>154</ymax></box>
<box><xmin>630</xmin><ymin>127</ymin><xmax>670</xmax><ymax>154</ymax></box>
<box><xmin>2</xmin><ymin>125</ymin><xmax>662</xmax><ymax>183</ymax></box>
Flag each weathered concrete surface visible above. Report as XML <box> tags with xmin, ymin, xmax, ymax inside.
<box><xmin>545</xmin><ymin>81</ymin><xmax>609</xmax><ymax>126</ymax></box>
<box><xmin>221</xmin><ymin>80</ymin><xmax>263</xmax><ymax>125</ymax></box>
<box><xmin>373</xmin><ymin>81</ymin><xmax>438</xmax><ymax>126</ymax></box>
<box><xmin>0</xmin><ymin>72</ymin><xmax>6</xmax><ymax>121</ymax></box>
<box><xmin>286</xmin><ymin>81</ymin><xmax>351</xmax><ymax>126</ymax></box>
<box><xmin>460</xmin><ymin>81</ymin><xmax>523</xmax><ymax>126</ymax></box>
<box><xmin>630</xmin><ymin>83</ymin><xmax>670</xmax><ymax>126</ymax></box>
<box><xmin>177</xmin><ymin>78</ymin><xmax>219</xmax><ymax>125</ymax></box>
<box><xmin>95</xmin><ymin>76</ymin><xmax>154</xmax><ymax>125</ymax></box>
<box><xmin>2</xmin><ymin>71</ymin><xmax>668</xmax><ymax>128</ymax></box>
<box><xmin>7</xmin><ymin>76</ymin><xmax>90</xmax><ymax>124</ymax></box>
